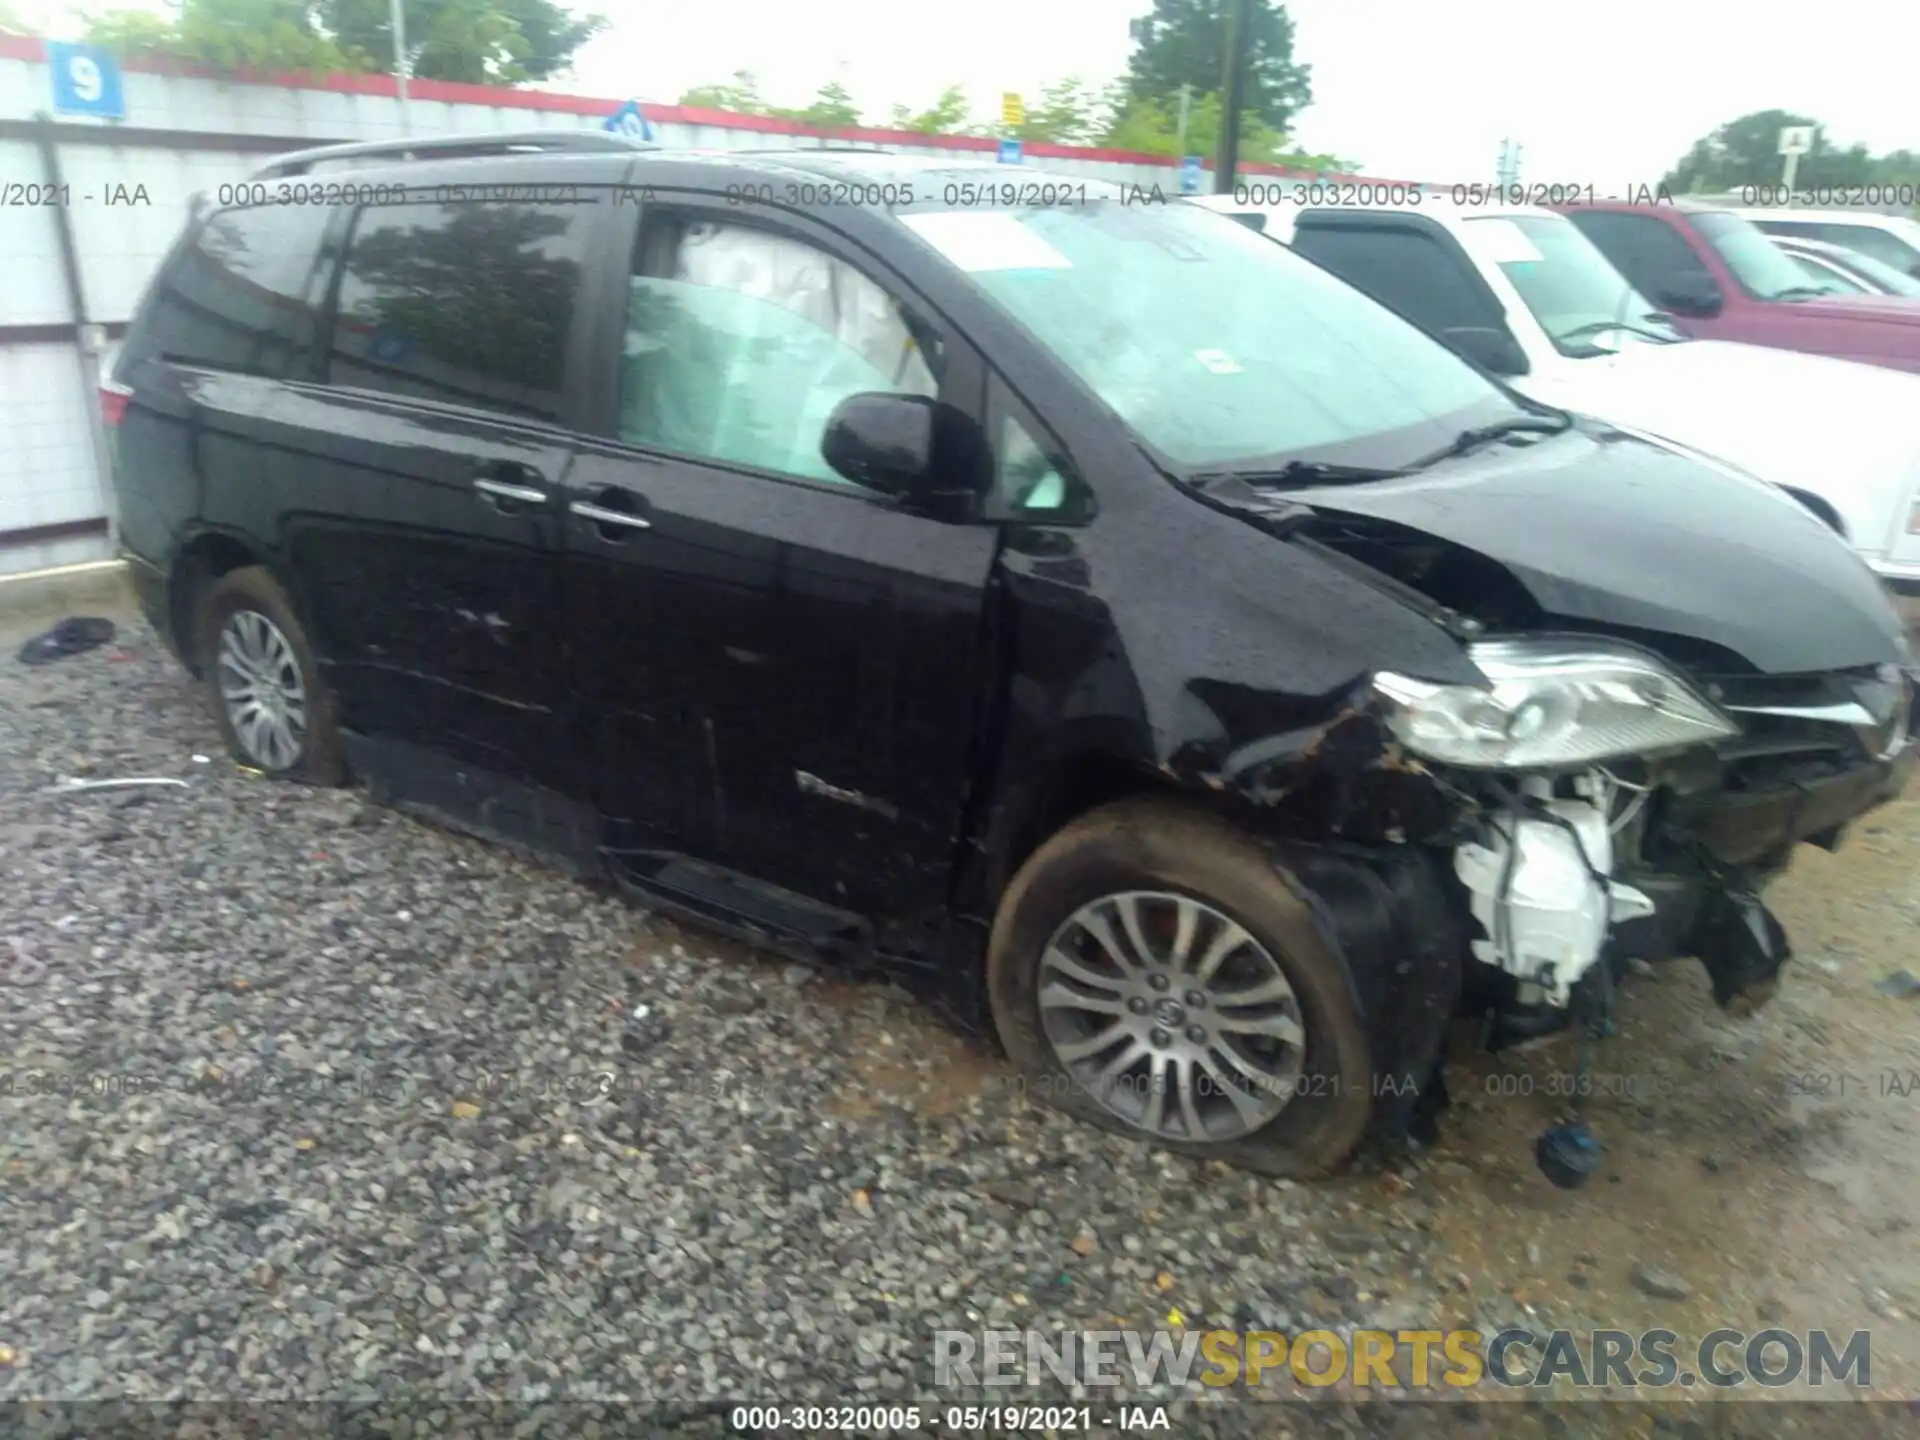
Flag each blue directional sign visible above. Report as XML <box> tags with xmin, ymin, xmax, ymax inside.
<box><xmin>604</xmin><ymin>100</ymin><xmax>655</xmax><ymax>141</ymax></box>
<box><xmin>1179</xmin><ymin>155</ymin><xmax>1204</xmax><ymax>195</ymax></box>
<box><xmin>998</xmin><ymin>138</ymin><xmax>1022</xmax><ymax>165</ymax></box>
<box><xmin>48</xmin><ymin>43</ymin><xmax>125</xmax><ymax>120</ymax></box>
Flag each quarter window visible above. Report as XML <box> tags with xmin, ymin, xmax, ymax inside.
<box><xmin>138</xmin><ymin>205</ymin><xmax>332</xmax><ymax>378</ymax></box>
<box><xmin>619</xmin><ymin>218</ymin><xmax>941</xmax><ymax>485</ymax></box>
<box><xmin>327</xmin><ymin>198</ymin><xmax>595</xmax><ymax>422</ymax></box>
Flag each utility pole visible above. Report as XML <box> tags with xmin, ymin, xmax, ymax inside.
<box><xmin>1175</xmin><ymin>83</ymin><xmax>1192</xmax><ymax>157</ymax></box>
<box><xmin>1213</xmin><ymin>0</ymin><xmax>1253</xmax><ymax>194</ymax></box>
<box><xmin>390</xmin><ymin>0</ymin><xmax>412</xmax><ymax>135</ymax></box>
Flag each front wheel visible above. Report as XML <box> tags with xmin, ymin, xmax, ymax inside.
<box><xmin>194</xmin><ymin>565</ymin><xmax>345</xmax><ymax>785</ymax></box>
<box><xmin>986</xmin><ymin>796</ymin><xmax>1374</xmax><ymax>1178</ymax></box>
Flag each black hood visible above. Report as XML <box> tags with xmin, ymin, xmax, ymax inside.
<box><xmin>1268</xmin><ymin>426</ymin><xmax>1908</xmax><ymax>676</ymax></box>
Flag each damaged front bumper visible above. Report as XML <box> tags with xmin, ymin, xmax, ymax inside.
<box><xmin>1225</xmin><ymin>656</ymin><xmax>1915</xmax><ymax>1174</ymax></box>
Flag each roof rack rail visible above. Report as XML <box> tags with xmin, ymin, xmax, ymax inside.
<box><xmin>252</xmin><ymin>130</ymin><xmax>656</xmax><ymax>179</ymax></box>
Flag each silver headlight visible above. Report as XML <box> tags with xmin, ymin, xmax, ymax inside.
<box><xmin>1374</xmin><ymin>640</ymin><xmax>1738</xmax><ymax>769</ymax></box>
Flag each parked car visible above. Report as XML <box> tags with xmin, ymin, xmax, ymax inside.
<box><xmin>1723</xmin><ymin>205</ymin><xmax>1920</xmax><ymax>279</ymax></box>
<box><xmin>1768</xmin><ymin>235</ymin><xmax>1920</xmax><ymax>297</ymax></box>
<box><xmin>1193</xmin><ymin>193</ymin><xmax>1920</xmax><ymax>590</ymax></box>
<box><xmin>1554</xmin><ymin>199</ymin><xmax>1920</xmax><ymax>373</ymax></box>
<box><xmin>106</xmin><ymin>133</ymin><xmax>1915</xmax><ymax>1184</ymax></box>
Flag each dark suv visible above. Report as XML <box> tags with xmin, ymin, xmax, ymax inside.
<box><xmin>107</xmin><ymin>132</ymin><xmax>1915</xmax><ymax>1183</ymax></box>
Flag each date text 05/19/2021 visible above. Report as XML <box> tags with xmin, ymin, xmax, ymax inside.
<box><xmin>727</xmin><ymin>1404</ymin><xmax>1171</xmax><ymax>1432</ymax></box>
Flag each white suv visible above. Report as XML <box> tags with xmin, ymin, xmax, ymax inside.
<box><xmin>1721</xmin><ymin>207</ymin><xmax>1920</xmax><ymax>280</ymax></box>
<box><xmin>1191</xmin><ymin>191</ymin><xmax>1920</xmax><ymax>590</ymax></box>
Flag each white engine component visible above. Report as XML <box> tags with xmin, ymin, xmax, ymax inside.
<box><xmin>1455</xmin><ymin>774</ymin><xmax>1656</xmax><ymax>1008</ymax></box>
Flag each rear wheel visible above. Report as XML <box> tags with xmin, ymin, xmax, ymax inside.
<box><xmin>194</xmin><ymin>566</ymin><xmax>345</xmax><ymax>785</ymax></box>
<box><xmin>986</xmin><ymin>797</ymin><xmax>1373</xmax><ymax>1177</ymax></box>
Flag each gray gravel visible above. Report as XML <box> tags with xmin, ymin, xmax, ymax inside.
<box><xmin>1</xmin><ymin>622</ymin><xmax>1464</xmax><ymax>1438</ymax></box>
<box><xmin>9</xmin><ymin>625</ymin><xmax>1908</xmax><ymax>1440</ymax></box>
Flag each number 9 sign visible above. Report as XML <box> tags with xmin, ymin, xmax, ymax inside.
<box><xmin>48</xmin><ymin>42</ymin><xmax>126</xmax><ymax>119</ymax></box>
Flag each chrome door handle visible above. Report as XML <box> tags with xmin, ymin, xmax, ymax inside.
<box><xmin>569</xmin><ymin>500</ymin><xmax>652</xmax><ymax>530</ymax></box>
<box><xmin>473</xmin><ymin>477</ymin><xmax>547</xmax><ymax>505</ymax></box>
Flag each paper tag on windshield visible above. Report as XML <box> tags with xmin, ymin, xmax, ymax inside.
<box><xmin>899</xmin><ymin>212</ymin><xmax>1073</xmax><ymax>273</ymax></box>
<box><xmin>1469</xmin><ymin>219</ymin><xmax>1544</xmax><ymax>265</ymax></box>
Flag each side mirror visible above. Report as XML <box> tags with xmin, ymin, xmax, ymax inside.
<box><xmin>821</xmin><ymin>392</ymin><xmax>991</xmax><ymax>520</ymax></box>
<box><xmin>1657</xmin><ymin>273</ymin><xmax>1723</xmax><ymax>318</ymax></box>
<box><xmin>1440</xmin><ymin>325</ymin><xmax>1530</xmax><ymax>377</ymax></box>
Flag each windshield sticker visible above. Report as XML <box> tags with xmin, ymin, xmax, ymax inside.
<box><xmin>899</xmin><ymin>212</ymin><xmax>1074</xmax><ymax>273</ymax></box>
<box><xmin>1193</xmin><ymin>348</ymin><xmax>1244</xmax><ymax>375</ymax></box>
<box><xmin>1470</xmin><ymin>219</ymin><xmax>1545</xmax><ymax>265</ymax></box>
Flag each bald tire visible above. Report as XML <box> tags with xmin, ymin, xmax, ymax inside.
<box><xmin>986</xmin><ymin>796</ymin><xmax>1373</xmax><ymax>1179</ymax></box>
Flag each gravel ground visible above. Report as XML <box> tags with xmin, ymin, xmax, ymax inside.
<box><xmin>3</xmin><ymin>614</ymin><xmax>1917</xmax><ymax>1440</ymax></box>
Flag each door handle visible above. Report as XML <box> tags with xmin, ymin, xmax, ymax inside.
<box><xmin>569</xmin><ymin>500</ymin><xmax>653</xmax><ymax>531</ymax></box>
<box><xmin>473</xmin><ymin>476</ymin><xmax>548</xmax><ymax>506</ymax></box>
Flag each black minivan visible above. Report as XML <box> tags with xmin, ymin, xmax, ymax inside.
<box><xmin>106</xmin><ymin>131</ymin><xmax>1914</xmax><ymax>1182</ymax></box>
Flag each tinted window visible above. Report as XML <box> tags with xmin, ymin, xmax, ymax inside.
<box><xmin>135</xmin><ymin>205</ymin><xmax>331</xmax><ymax>377</ymax></box>
<box><xmin>1293</xmin><ymin>222</ymin><xmax>1504</xmax><ymax>335</ymax></box>
<box><xmin>619</xmin><ymin>219</ymin><xmax>941</xmax><ymax>486</ymax></box>
<box><xmin>1565</xmin><ymin>211</ymin><xmax>1715</xmax><ymax>299</ymax></box>
<box><xmin>901</xmin><ymin>203</ymin><xmax>1517</xmax><ymax>472</ymax></box>
<box><xmin>327</xmin><ymin>199</ymin><xmax>594</xmax><ymax>422</ymax></box>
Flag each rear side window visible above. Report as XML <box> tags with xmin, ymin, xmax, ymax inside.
<box><xmin>1564</xmin><ymin>211</ymin><xmax>1712</xmax><ymax>297</ymax></box>
<box><xmin>134</xmin><ymin>205</ymin><xmax>332</xmax><ymax>378</ymax></box>
<box><xmin>327</xmin><ymin>197</ymin><xmax>597</xmax><ymax>423</ymax></box>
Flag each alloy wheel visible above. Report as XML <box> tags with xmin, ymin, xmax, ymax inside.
<box><xmin>1037</xmin><ymin>890</ymin><xmax>1307</xmax><ymax>1142</ymax></box>
<box><xmin>216</xmin><ymin>609</ymin><xmax>308</xmax><ymax>771</ymax></box>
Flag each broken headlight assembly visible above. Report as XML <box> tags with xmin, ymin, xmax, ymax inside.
<box><xmin>1373</xmin><ymin>640</ymin><xmax>1738</xmax><ymax>770</ymax></box>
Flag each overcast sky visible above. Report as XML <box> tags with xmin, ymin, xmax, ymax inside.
<box><xmin>26</xmin><ymin>0</ymin><xmax>1920</xmax><ymax>181</ymax></box>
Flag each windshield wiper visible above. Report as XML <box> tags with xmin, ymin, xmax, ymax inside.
<box><xmin>1406</xmin><ymin>414</ymin><xmax>1571</xmax><ymax>471</ymax></box>
<box><xmin>1770</xmin><ymin>285</ymin><xmax>1835</xmax><ymax>301</ymax></box>
<box><xmin>1191</xmin><ymin>459</ymin><xmax>1408</xmax><ymax>491</ymax></box>
<box><xmin>1557</xmin><ymin>317</ymin><xmax>1684</xmax><ymax>346</ymax></box>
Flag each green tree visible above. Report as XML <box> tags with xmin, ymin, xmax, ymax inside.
<box><xmin>0</xmin><ymin>1</ymin><xmax>31</xmax><ymax>33</ymax></box>
<box><xmin>81</xmin><ymin>0</ymin><xmax>603</xmax><ymax>83</ymax></box>
<box><xmin>887</xmin><ymin>84</ymin><xmax>975</xmax><ymax>136</ymax></box>
<box><xmin>327</xmin><ymin>0</ymin><xmax>605</xmax><ymax>84</ymax></box>
<box><xmin>678</xmin><ymin>70</ymin><xmax>767</xmax><ymax>111</ymax></box>
<box><xmin>85</xmin><ymin>0</ymin><xmax>371</xmax><ymax>72</ymax></box>
<box><xmin>1124</xmin><ymin>0</ymin><xmax>1312</xmax><ymax>134</ymax></box>
<box><xmin>770</xmin><ymin>80</ymin><xmax>861</xmax><ymax>129</ymax></box>
<box><xmin>1660</xmin><ymin>110</ymin><xmax>1890</xmax><ymax>192</ymax></box>
<box><xmin>1014</xmin><ymin>77</ymin><xmax>1111</xmax><ymax>146</ymax></box>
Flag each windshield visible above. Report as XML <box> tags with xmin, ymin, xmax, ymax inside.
<box><xmin>897</xmin><ymin>199</ymin><xmax>1521</xmax><ymax>471</ymax></box>
<box><xmin>1828</xmin><ymin>246</ymin><xmax>1920</xmax><ymax>296</ymax></box>
<box><xmin>1692</xmin><ymin>211</ymin><xmax>1831</xmax><ymax>301</ymax></box>
<box><xmin>1787</xmin><ymin>253</ymin><xmax>1866</xmax><ymax>294</ymax></box>
<box><xmin>1465</xmin><ymin>214</ymin><xmax>1684</xmax><ymax>355</ymax></box>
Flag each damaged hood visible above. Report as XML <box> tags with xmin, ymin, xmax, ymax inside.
<box><xmin>1274</xmin><ymin>425</ymin><xmax>1908</xmax><ymax>675</ymax></box>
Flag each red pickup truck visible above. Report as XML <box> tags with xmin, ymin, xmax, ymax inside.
<box><xmin>1556</xmin><ymin>199</ymin><xmax>1920</xmax><ymax>374</ymax></box>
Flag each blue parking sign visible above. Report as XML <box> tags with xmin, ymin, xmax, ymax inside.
<box><xmin>604</xmin><ymin>100</ymin><xmax>654</xmax><ymax>142</ymax></box>
<box><xmin>998</xmin><ymin>138</ymin><xmax>1022</xmax><ymax>165</ymax></box>
<box><xmin>48</xmin><ymin>43</ymin><xmax>125</xmax><ymax>120</ymax></box>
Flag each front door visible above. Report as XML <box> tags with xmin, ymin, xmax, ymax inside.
<box><xmin>561</xmin><ymin>202</ymin><xmax>1001</xmax><ymax>928</ymax></box>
